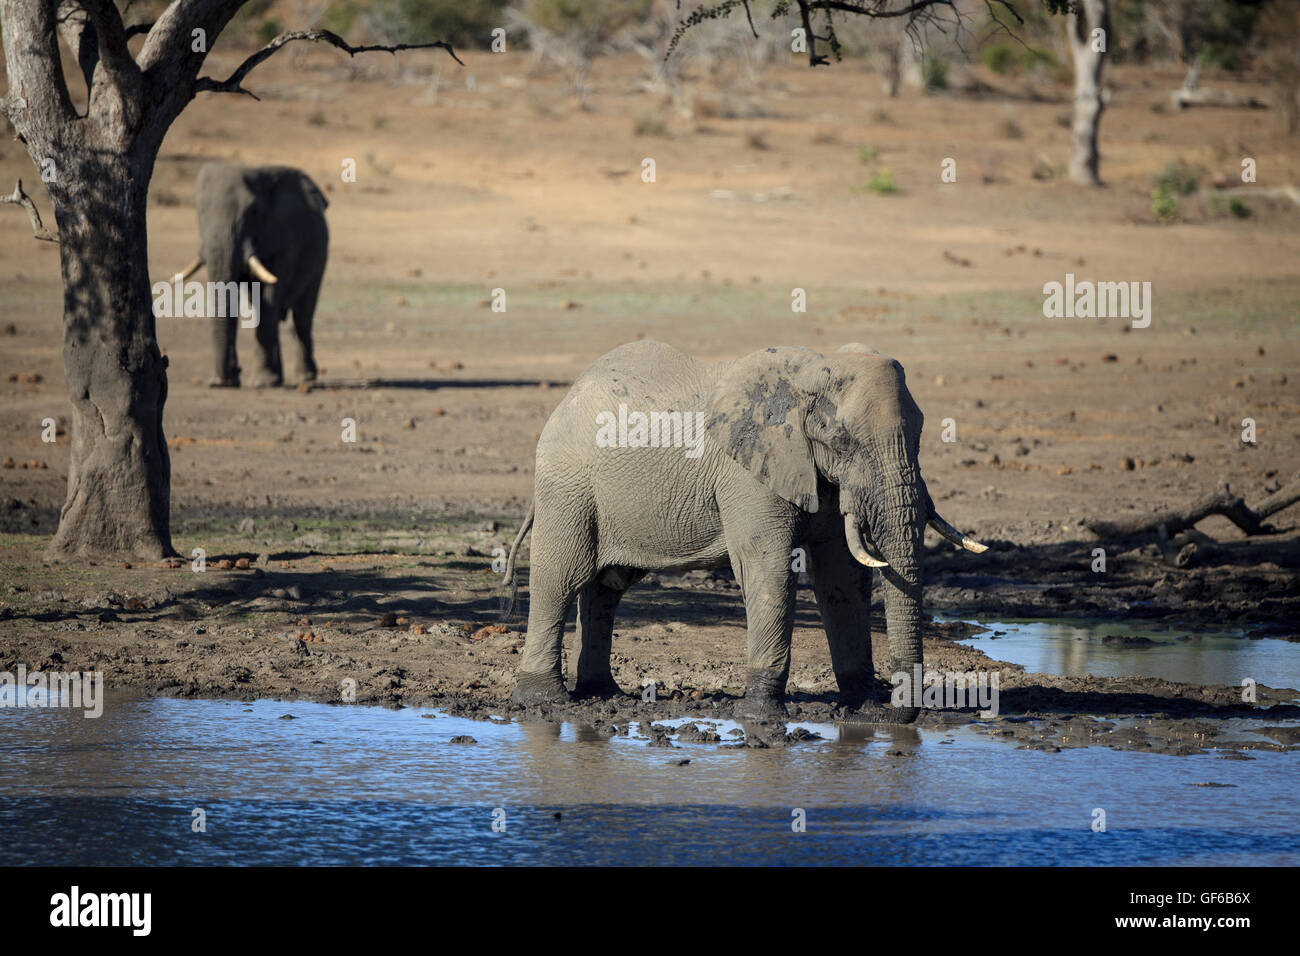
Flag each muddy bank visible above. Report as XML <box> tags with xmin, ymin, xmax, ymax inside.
<box><xmin>2</xmin><ymin>527</ymin><xmax>1297</xmax><ymax>755</ymax></box>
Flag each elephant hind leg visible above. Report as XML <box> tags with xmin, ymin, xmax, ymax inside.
<box><xmin>512</xmin><ymin>499</ymin><xmax>597</xmax><ymax>706</ymax></box>
<box><xmin>574</xmin><ymin>569</ymin><xmax>644</xmax><ymax>699</ymax></box>
<box><xmin>807</xmin><ymin>537</ymin><xmax>877</xmax><ymax>711</ymax></box>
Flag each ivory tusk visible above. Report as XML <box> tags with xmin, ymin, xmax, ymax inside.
<box><xmin>844</xmin><ymin>514</ymin><xmax>889</xmax><ymax>568</ymax></box>
<box><xmin>927</xmin><ymin>511</ymin><xmax>989</xmax><ymax>553</ymax></box>
<box><xmin>246</xmin><ymin>254</ymin><xmax>278</xmax><ymax>284</ymax></box>
<box><xmin>176</xmin><ymin>256</ymin><xmax>204</xmax><ymax>281</ymax></box>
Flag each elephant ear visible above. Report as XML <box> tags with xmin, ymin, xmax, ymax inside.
<box><xmin>299</xmin><ymin>174</ymin><xmax>328</xmax><ymax>213</ymax></box>
<box><xmin>706</xmin><ymin>347</ymin><xmax>829</xmax><ymax>513</ymax></box>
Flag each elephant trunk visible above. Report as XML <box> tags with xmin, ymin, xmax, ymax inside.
<box><xmin>859</xmin><ymin>433</ymin><xmax>926</xmax><ymax>723</ymax></box>
<box><xmin>874</xmin><ymin>496</ymin><xmax>923</xmax><ymax>723</ymax></box>
<box><xmin>879</xmin><ymin>558</ymin><xmax>923</xmax><ymax>723</ymax></box>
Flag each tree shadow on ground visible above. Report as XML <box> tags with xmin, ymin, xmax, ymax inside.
<box><xmin>304</xmin><ymin>377</ymin><xmax>569</xmax><ymax>391</ymax></box>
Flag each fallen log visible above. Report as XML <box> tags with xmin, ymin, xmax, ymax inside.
<box><xmin>1171</xmin><ymin>87</ymin><xmax>1270</xmax><ymax>110</ymax></box>
<box><xmin>1085</xmin><ymin>472</ymin><xmax>1300</xmax><ymax>539</ymax></box>
<box><xmin>1251</xmin><ymin>471</ymin><xmax>1300</xmax><ymax>519</ymax></box>
<box><xmin>1155</xmin><ymin>528</ymin><xmax>1224</xmax><ymax>569</ymax></box>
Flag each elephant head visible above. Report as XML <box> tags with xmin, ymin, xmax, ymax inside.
<box><xmin>706</xmin><ymin>344</ymin><xmax>985</xmax><ymax>720</ymax></box>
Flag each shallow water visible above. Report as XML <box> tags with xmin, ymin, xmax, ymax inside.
<box><xmin>953</xmin><ymin>619</ymin><xmax>1300</xmax><ymax>692</ymax></box>
<box><xmin>2</xmin><ymin>693</ymin><xmax>1297</xmax><ymax>866</ymax></box>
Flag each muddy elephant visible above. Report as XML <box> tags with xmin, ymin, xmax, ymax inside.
<box><xmin>505</xmin><ymin>340</ymin><xmax>987</xmax><ymax>722</ymax></box>
<box><xmin>175</xmin><ymin>162</ymin><xmax>328</xmax><ymax>387</ymax></box>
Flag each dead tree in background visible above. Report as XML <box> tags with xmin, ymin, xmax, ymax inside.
<box><xmin>1066</xmin><ymin>0</ymin><xmax>1110</xmax><ymax>185</ymax></box>
<box><xmin>0</xmin><ymin>1</ymin><xmax>459</xmax><ymax>561</ymax></box>
<box><xmin>667</xmin><ymin>0</ymin><xmax>1073</xmax><ymax>70</ymax></box>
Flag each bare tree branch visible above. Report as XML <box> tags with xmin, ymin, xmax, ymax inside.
<box><xmin>194</xmin><ymin>29</ymin><xmax>464</xmax><ymax>100</ymax></box>
<box><xmin>0</xmin><ymin>0</ymin><xmax>78</xmax><ymax>128</ymax></box>
<box><xmin>79</xmin><ymin>0</ymin><xmax>137</xmax><ymax>76</ymax></box>
<box><xmin>1</xmin><ymin>180</ymin><xmax>59</xmax><ymax>243</ymax></box>
<box><xmin>803</xmin><ymin>0</ymin><xmax>956</xmax><ymax>19</ymax></box>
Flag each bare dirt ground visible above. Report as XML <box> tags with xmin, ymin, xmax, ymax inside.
<box><xmin>1</xmin><ymin>48</ymin><xmax>1297</xmax><ymax>751</ymax></box>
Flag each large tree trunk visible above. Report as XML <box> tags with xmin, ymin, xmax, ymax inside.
<box><xmin>1</xmin><ymin>0</ymin><xmax>182</xmax><ymax>562</ymax></box>
<box><xmin>45</xmin><ymin>147</ymin><xmax>176</xmax><ymax>560</ymax></box>
<box><xmin>1067</xmin><ymin>0</ymin><xmax>1110</xmax><ymax>186</ymax></box>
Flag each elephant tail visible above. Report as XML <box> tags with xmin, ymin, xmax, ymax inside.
<box><xmin>498</xmin><ymin>501</ymin><xmax>534</xmax><ymax>621</ymax></box>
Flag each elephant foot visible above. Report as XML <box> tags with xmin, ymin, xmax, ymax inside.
<box><xmin>839</xmin><ymin>699</ymin><xmax>920</xmax><ymax>725</ymax></box>
<box><xmin>510</xmin><ymin>670</ymin><xmax>571</xmax><ymax>707</ymax></box>
<box><xmin>834</xmin><ymin>678</ymin><xmax>873</xmax><ymax>712</ymax></box>
<box><xmin>572</xmin><ymin>676</ymin><xmax>626</xmax><ymax>700</ymax></box>
<box><xmin>733</xmin><ymin>669</ymin><xmax>787</xmax><ymax>723</ymax></box>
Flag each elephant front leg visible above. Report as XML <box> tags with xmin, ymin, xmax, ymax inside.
<box><xmin>807</xmin><ymin>537</ymin><xmax>880</xmax><ymax>714</ymax></box>
<box><xmin>728</xmin><ymin>543</ymin><xmax>797</xmax><ymax>722</ymax></box>
<box><xmin>249</xmin><ymin>300</ymin><xmax>284</xmax><ymax>388</ymax></box>
<box><xmin>209</xmin><ymin>315</ymin><xmax>240</xmax><ymax>387</ymax></box>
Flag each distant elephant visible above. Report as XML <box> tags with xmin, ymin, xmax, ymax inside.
<box><xmin>175</xmin><ymin>162</ymin><xmax>328</xmax><ymax>387</ymax></box>
<box><xmin>504</xmin><ymin>340</ymin><xmax>987</xmax><ymax>722</ymax></box>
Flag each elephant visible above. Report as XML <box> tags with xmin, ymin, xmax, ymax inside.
<box><xmin>504</xmin><ymin>340</ymin><xmax>987</xmax><ymax>722</ymax></box>
<box><xmin>174</xmin><ymin>162</ymin><xmax>329</xmax><ymax>387</ymax></box>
